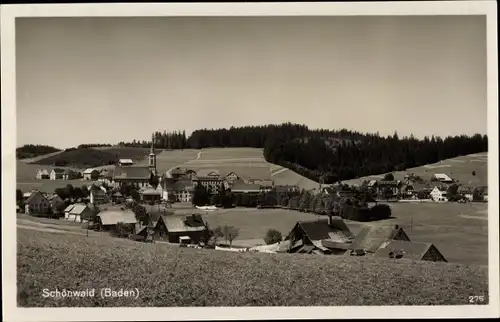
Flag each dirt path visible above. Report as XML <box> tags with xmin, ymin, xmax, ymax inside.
<box><xmin>165</xmin><ymin>150</ymin><xmax>202</xmax><ymax>176</ymax></box>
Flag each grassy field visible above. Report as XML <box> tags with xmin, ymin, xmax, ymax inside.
<box><xmin>342</xmin><ymin>152</ymin><xmax>488</xmax><ymax>187</ymax></box>
<box><xmin>135</xmin><ymin>149</ymin><xmax>199</xmax><ymax>172</ymax></box>
<box><xmin>17</xmin><ymin>228</ymin><xmax>488</xmax><ymax>307</ymax></box>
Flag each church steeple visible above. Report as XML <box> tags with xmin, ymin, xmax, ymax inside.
<box><xmin>149</xmin><ymin>133</ymin><xmax>156</xmax><ymax>174</ymax></box>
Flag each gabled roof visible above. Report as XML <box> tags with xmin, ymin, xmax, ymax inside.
<box><xmin>350</xmin><ymin>225</ymin><xmax>410</xmax><ymax>253</ymax></box>
<box><xmin>113</xmin><ymin>166</ymin><xmax>151</xmax><ymax>180</ymax></box>
<box><xmin>377</xmin><ymin>180</ymin><xmax>401</xmax><ymax>186</ymax></box>
<box><xmin>83</xmin><ymin>168</ymin><xmax>97</xmax><ymax>174</ymax></box>
<box><xmin>66</xmin><ymin>203</ymin><xmax>90</xmax><ymax>215</ymax></box>
<box><xmin>37</xmin><ymin>169</ymin><xmax>50</xmax><ymax>175</ymax></box>
<box><xmin>25</xmin><ymin>191</ymin><xmax>46</xmax><ymax>204</ymax></box>
<box><xmin>293</xmin><ymin>217</ymin><xmax>354</xmax><ymax>243</ymax></box>
<box><xmin>434</xmin><ymin>173</ymin><xmax>453</xmax><ymax>181</ymax></box>
<box><xmin>163</xmin><ymin>215</ymin><xmax>207</xmax><ymax>233</ymax></box>
<box><xmin>373</xmin><ymin>240</ymin><xmax>446</xmax><ymax>262</ymax></box>
<box><xmin>98</xmin><ymin>209</ymin><xmax>137</xmax><ymax>225</ymax></box>
<box><xmin>195</xmin><ymin>169</ymin><xmax>220</xmax><ymax>177</ymax></box>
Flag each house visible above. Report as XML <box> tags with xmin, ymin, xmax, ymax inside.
<box><xmin>83</xmin><ymin>168</ymin><xmax>99</xmax><ymax>181</ymax></box>
<box><xmin>430</xmin><ymin>186</ymin><xmax>448</xmax><ymax>202</ymax></box>
<box><xmin>348</xmin><ymin>225</ymin><xmax>411</xmax><ymax>254</ymax></box>
<box><xmin>98</xmin><ymin>170</ymin><xmax>114</xmax><ymax>185</ymax></box>
<box><xmin>458</xmin><ymin>186</ymin><xmax>474</xmax><ymax>201</ymax></box>
<box><xmin>111</xmin><ymin>191</ymin><xmax>124</xmax><ymax>204</ymax></box>
<box><xmin>169</xmin><ymin>167</ymin><xmax>187</xmax><ymax>180</ymax></box>
<box><xmin>97</xmin><ymin>208</ymin><xmax>137</xmax><ymax>230</ymax></box>
<box><xmin>46</xmin><ymin>194</ymin><xmax>65</xmax><ymax>214</ymax></box>
<box><xmin>230</xmin><ymin>181</ymin><xmax>262</xmax><ymax>194</ymax></box>
<box><xmin>49</xmin><ymin>168</ymin><xmax>65</xmax><ymax>180</ymax></box>
<box><xmin>154</xmin><ymin>213</ymin><xmax>209</xmax><ymax>244</ymax></box>
<box><xmin>112</xmin><ymin>166</ymin><xmax>152</xmax><ymax>188</ymax></box>
<box><xmin>139</xmin><ymin>186</ymin><xmax>162</xmax><ymax>203</ymax></box>
<box><xmin>433</xmin><ymin>173</ymin><xmax>454</xmax><ymax>184</ymax></box>
<box><xmin>62</xmin><ymin>169</ymin><xmax>79</xmax><ymax>180</ymax></box>
<box><xmin>118</xmin><ymin>159</ymin><xmax>134</xmax><ymax>166</ymax></box>
<box><xmin>373</xmin><ymin>240</ymin><xmax>447</xmax><ymax>262</ymax></box>
<box><xmin>191</xmin><ymin>169</ymin><xmax>228</xmax><ymax>194</ymax></box>
<box><xmin>64</xmin><ymin>203</ymin><xmax>94</xmax><ymax>222</ymax></box>
<box><xmin>89</xmin><ymin>185</ymin><xmax>108</xmax><ymax>205</ymax></box>
<box><xmin>375</xmin><ymin>180</ymin><xmax>403</xmax><ymax>199</ymax></box>
<box><xmin>285</xmin><ymin>215</ymin><xmax>355</xmax><ymax>255</ymax></box>
<box><xmin>36</xmin><ymin>169</ymin><xmax>50</xmax><ymax>180</ymax></box>
<box><xmin>24</xmin><ymin>190</ymin><xmax>50</xmax><ymax>214</ymax></box>
<box><xmin>163</xmin><ymin>180</ymin><xmax>194</xmax><ymax>203</ymax></box>
<box><xmin>225</xmin><ymin>172</ymin><xmax>239</xmax><ymax>184</ymax></box>
<box><xmin>399</xmin><ymin>184</ymin><xmax>414</xmax><ymax>199</ymax></box>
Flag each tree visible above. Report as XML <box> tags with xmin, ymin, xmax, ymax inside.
<box><xmin>212</xmin><ymin>226</ymin><xmax>224</xmax><ymax>246</ymax></box>
<box><xmin>383</xmin><ymin>173</ymin><xmax>395</xmax><ymax>181</ymax></box>
<box><xmin>149</xmin><ymin>172</ymin><xmax>159</xmax><ymax>187</ymax></box>
<box><xmin>225</xmin><ymin>226</ymin><xmax>239</xmax><ymax>247</ymax></box>
<box><xmin>264</xmin><ymin>229</ymin><xmax>283</xmax><ymax>245</ymax></box>
<box><xmin>472</xmin><ymin>171</ymin><xmax>476</xmax><ymax>176</ymax></box>
<box><xmin>16</xmin><ymin>189</ymin><xmax>23</xmax><ymax>205</ymax></box>
<box><xmin>192</xmin><ymin>184</ymin><xmax>210</xmax><ymax>206</ymax></box>
<box><xmin>447</xmin><ymin>184</ymin><xmax>459</xmax><ymax>201</ymax></box>
<box><xmin>131</xmin><ymin>203</ymin><xmax>148</xmax><ymax>225</ymax></box>
<box><xmin>131</xmin><ymin>190</ymin><xmax>140</xmax><ymax>202</ymax></box>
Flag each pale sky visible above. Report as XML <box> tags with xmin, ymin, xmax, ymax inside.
<box><xmin>16</xmin><ymin>16</ymin><xmax>487</xmax><ymax>149</ymax></box>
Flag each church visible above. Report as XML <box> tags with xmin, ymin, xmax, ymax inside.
<box><xmin>112</xmin><ymin>135</ymin><xmax>158</xmax><ymax>188</ymax></box>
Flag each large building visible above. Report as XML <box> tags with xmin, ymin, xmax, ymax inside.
<box><xmin>111</xmin><ymin>136</ymin><xmax>158</xmax><ymax>188</ymax></box>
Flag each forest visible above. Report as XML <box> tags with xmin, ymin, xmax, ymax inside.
<box><xmin>119</xmin><ymin>123</ymin><xmax>488</xmax><ymax>184</ymax></box>
<box><xmin>16</xmin><ymin>144</ymin><xmax>61</xmax><ymax>159</ymax></box>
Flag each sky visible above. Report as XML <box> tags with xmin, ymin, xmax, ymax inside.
<box><xmin>16</xmin><ymin>15</ymin><xmax>487</xmax><ymax>149</ymax></box>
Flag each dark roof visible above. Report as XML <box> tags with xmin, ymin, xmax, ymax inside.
<box><xmin>51</xmin><ymin>168</ymin><xmax>65</xmax><ymax>173</ymax></box>
<box><xmin>350</xmin><ymin>225</ymin><xmax>410</xmax><ymax>253</ymax></box>
<box><xmin>373</xmin><ymin>240</ymin><xmax>446</xmax><ymax>262</ymax></box>
<box><xmin>25</xmin><ymin>190</ymin><xmax>46</xmax><ymax>204</ymax></box>
<box><xmin>231</xmin><ymin>182</ymin><xmax>261</xmax><ymax>192</ymax></box>
<box><xmin>113</xmin><ymin>166</ymin><xmax>151</xmax><ymax>180</ymax></box>
<box><xmin>377</xmin><ymin>180</ymin><xmax>401</xmax><ymax>186</ymax></box>
<box><xmin>321</xmin><ymin>240</ymin><xmax>352</xmax><ymax>250</ymax></box>
<box><xmin>294</xmin><ymin>217</ymin><xmax>354</xmax><ymax>243</ymax></box>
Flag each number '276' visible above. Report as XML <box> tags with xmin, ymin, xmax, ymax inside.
<box><xmin>469</xmin><ymin>295</ymin><xmax>485</xmax><ymax>303</ymax></box>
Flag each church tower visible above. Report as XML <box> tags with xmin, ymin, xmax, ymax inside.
<box><xmin>149</xmin><ymin>134</ymin><xmax>157</xmax><ymax>175</ymax></box>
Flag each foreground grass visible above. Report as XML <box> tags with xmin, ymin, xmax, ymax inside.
<box><xmin>17</xmin><ymin>229</ymin><xmax>488</xmax><ymax>307</ymax></box>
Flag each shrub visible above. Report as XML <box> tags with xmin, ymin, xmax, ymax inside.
<box><xmin>264</xmin><ymin>229</ymin><xmax>283</xmax><ymax>245</ymax></box>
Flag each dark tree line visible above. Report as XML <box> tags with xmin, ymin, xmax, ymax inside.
<box><xmin>118</xmin><ymin>130</ymin><xmax>188</xmax><ymax>150</ymax></box>
<box><xmin>109</xmin><ymin>123</ymin><xmax>489</xmax><ymax>184</ymax></box>
<box><xmin>77</xmin><ymin>143</ymin><xmax>112</xmax><ymax>149</ymax></box>
<box><xmin>16</xmin><ymin>144</ymin><xmax>61</xmax><ymax>159</ymax></box>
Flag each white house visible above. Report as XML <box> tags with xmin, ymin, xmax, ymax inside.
<box><xmin>118</xmin><ymin>159</ymin><xmax>134</xmax><ymax>166</ymax></box>
<box><xmin>83</xmin><ymin>168</ymin><xmax>99</xmax><ymax>181</ymax></box>
<box><xmin>64</xmin><ymin>204</ymin><xmax>93</xmax><ymax>223</ymax></box>
<box><xmin>49</xmin><ymin>168</ymin><xmax>65</xmax><ymax>180</ymax></box>
<box><xmin>36</xmin><ymin>169</ymin><xmax>50</xmax><ymax>180</ymax></box>
<box><xmin>430</xmin><ymin>186</ymin><xmax>448</xmax><ymax>202</ymax></box>
<box><xmin>25</xmin><ymin>190</ymin><xmax>50</xmax><ymax>214</ymax></box>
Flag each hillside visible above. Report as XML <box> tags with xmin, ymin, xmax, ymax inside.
<box><xmin>17</xmin><ymin>228</ymin><xmax>488</xmax><ymax>307</ymax></box>
<box><xmin>343</xmin><ymin>152</ymin><xmax>488</xmax><ymax>187</ymax></box>
<box><xmin>31</xmin><ymin>147</ymin><xmax>120</xmax><ymax>168</ymax></box>
<box><xmin>16</xmin><ymin>144</ymin><xmax>61</xmax><ymax>160</ymax></box>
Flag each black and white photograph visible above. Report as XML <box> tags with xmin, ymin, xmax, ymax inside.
<box><xmin>1</xmin><ymin>1</ymin><xmax>499</xmax><ymax>320</ymax></box>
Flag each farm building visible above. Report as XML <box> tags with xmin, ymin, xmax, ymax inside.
<box><xmin>373</xmin><ymin>240</ymin><xmax>447</xmax><ymax>262</ymax></box>
<box><xmin>285</xmin><ymin>216</ymin><xmax>355</xmax><ymax>255</ymax></box>
<box><xmin>458</xmin><ymin>186</ymin><xmax>474</xmax><ymax>201</ymax></box>
<box><xmin>36</xmin><ymin>169</ymin><xmax>50</xmax><ymax>180</ymax></box>
<box><xmin>152</xmin><ymin>213</ymin><xmax>209</xmax><ymax>244</ymax></box>
<box><xmin>83</xmin><ymin>168</ymin><xmax>99</xmax><ymax>181</ymax></box>
<box><xmin>62</xmin><ymin>169</ymin><xmax>79</xmax><ymax>180</ymax></box>
<box><xmin>224</xmin><ymin>172</ymin><xmax>239</xmax><ymax>184</ymax></box>
<box><xmin>374</xmin><ymin>180</ymin><xmax>403</xmax><ymax>198</ymax></box>
<box><xmin>49</xmin><ymin>168</ymin><xmax>65</xmax><ymax>180</ymax></box>
<box><xmin>348</xmin><ymin>225</ymin><xmax>411</xmax><ymax>255</ymax></box>
<box><xmin>46</xmin><ymin>194</ymin><xmax>65</xmax><ymax>214</ymax></box>
<box><xmin>64</xmin><ymin>203</ymin><xmax>93</xmax><ymax>223</ymax></box>
<box><xmin>118</xmin><ymin>159</ymin><xmax>134</xmax><ymax>166</ymax></box>
<box><xmin>434</xmin><ymin>173</ymin><xmax>454</xmax><ymax>183</ymax></box>
<box><xmin>24</xmin><ymin>190</ymin><xmax>50</xmax><ymax>214</ymax></box>
<box><xmin>430</xmin><ymin>186</ymin><xmax>448</xmax><ymax>202</ymax></box>
<box><xmin>112</xmin><ymin>166</ymin><xmax>152</xmax><ymax>188</ymax></box>
<box><xmin>97</xmin><ymin>208</ymin><xmax>137</xmax><ymax>230</ymax></box>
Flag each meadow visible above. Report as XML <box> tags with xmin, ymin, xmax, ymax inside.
<box><xmin>16</xmin><ymin>161</ymin><xmax>89</xmax><ymax>192</ymax></box>
<box><xmin>342</xmin><ymin>152</ymin><xmax>488</xmax><ymax>187</ymax></box>
<box><xmin>17</xmin><ymin>228</ymin><xmax>488</xmax><ymax>307</ymax></box>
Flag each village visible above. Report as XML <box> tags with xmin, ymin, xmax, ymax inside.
<box><xmin>16</xmin><ymin>139</ymin><xmax>488</xmax><ymax>262</ymax></box>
